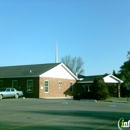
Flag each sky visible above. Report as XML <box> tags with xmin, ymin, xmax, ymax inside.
<box><xmin>0</xmin><ymin>0</ymin><xmax>130</xmax><ymax>75</ymax></box>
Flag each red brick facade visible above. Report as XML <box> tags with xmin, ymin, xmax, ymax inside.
<box><xmin>39</xmin><ymin>77</ymin><xmax>76</xmax><ymax>98</ymax></box>
<box><xmin>0</xmin><ymin>77</ymin><xmax>76</xmax><ymax>98</ymax></box>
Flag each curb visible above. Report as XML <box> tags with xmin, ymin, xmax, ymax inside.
<box><xmin>80</xmin><ymin>99</ymin><xmax>97</xmax><ymax>102</ymax></box>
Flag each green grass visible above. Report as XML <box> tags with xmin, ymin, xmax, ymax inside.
<box><xmin>100</xmin><ymin>97</ymin><xmax>130</xmax><ymax>102</ymax></box>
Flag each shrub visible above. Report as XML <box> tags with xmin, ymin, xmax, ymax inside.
<box><xmin>92</xmin><ymin>76</ymin><xmax>110</xmax><ymax>100</ymax></box>
<box><xmin>73</xmin><ymin>91</ymin><xmax>93</xmax><ymax>100</ymax></box>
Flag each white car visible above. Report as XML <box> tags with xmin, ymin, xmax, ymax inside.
<box><xmin>0</xmin><ymin>88</ymin><xmax>23</xmax><ymax>99</ymax></box>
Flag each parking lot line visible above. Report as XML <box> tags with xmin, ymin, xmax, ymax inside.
<box><xmin>92</xmin><ymin>120</ymin><xmax>117</xmax><ymax>130</ymax></box>
<box><xmin>4</xmin><ymin>116</ymin><xmax>70</xmax><ymax>130</ymax></box>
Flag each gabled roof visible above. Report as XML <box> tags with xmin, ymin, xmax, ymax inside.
<box><xmin>39</xmin><ymin>63</ymin><xmax>78</xmax><ymax>80</ymax></box>
<box><xmin>60</xmin><ymin>63</ymin><xmax>78</xmax><ymax>80</ymax></box>
<box><xmin>0</xmin><ymin>63</ymin><xmax>60</xmax><ymax>78</ymax></box>
<box><xmin>77</xmin><ymin>74</ymin><xmax>123</xmax><ymax>84</ymax></box>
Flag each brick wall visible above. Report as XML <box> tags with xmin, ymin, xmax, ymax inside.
<box><xmin>0</xmin><ymin>77</ymin><xmax>77</xmax><ymax>98</ymax></box>
<box><xmin>39</xmin><ymin>77</ymin><xmax>76</xmax><ymax>98</ymax></box>
<box><xmin>0</xmin><ymin>77</ymin><xmax>39</xmax><ymax>98</ymax></box>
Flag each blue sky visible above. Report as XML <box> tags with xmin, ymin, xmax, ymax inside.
<box><xmin>0</xmin><ymin>0</ymin><xmax>130</xmax><ymax>75</ymax></box>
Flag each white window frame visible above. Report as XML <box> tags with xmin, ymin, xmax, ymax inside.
<box><xmin>0</xmin><ymin>80</ymin><xmax>3</xmax><ymax>88</ymax></box>
<box><xmin>70</xmin><ymin>82</ymin><xmax>73</xmax><ymax>92</ymax></box>
<box><xmin>44</xmin><ymin>80</ymin><xmax>49</xmax><ymax>93</ymax></box>
<box><xmin>12</xmin><ymin>80</ymin><xmax>18</xmax><ymax>88</ymax></box>
<box><xmin>27</xmin><ymin>80</ymin><xmax>33</xmax><ymax>93</ymax></box>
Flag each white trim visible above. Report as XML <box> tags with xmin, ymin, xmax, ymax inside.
<box><xmin>77</xmin><ymin>74</ymin><xmax>123</xmax><ymax>84</ymax></box>
<box><xmin>44</xmin><ymin>80</ymin><xmax>49</xmax><ymax>93</ymax></box>
<box><xmin>61</xmin><ymin>63</ymin><xmax>78</xmax><ymax>80</ymax></box>
<box><xmin>12</xmin><ymin>80</ymin><xmax>18</xmax><ymax>88</ymax></box>
<box><xmin>109</xmin><ymin>74</ymin><xmax>123</xmax><ymax>83</ymax></box>
<box><xmin>103</xmin><ymin>74</ymin><xmax>123</xmax><ymax>83</ymax></box>
<box><xmin>27</xmin><ymin>80</ymin><xmax>33</xmax><ymax>93</ymax></box>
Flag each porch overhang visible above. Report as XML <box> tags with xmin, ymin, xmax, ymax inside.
<box><xmin>77</xmin><ymin>74</ymin><xmax>123</xmax><ymax>84</ymax></box>
<box><xmin>77</xmin><ymin>80</ymin><xmax>93</xmax><ymax>84</ymax></box>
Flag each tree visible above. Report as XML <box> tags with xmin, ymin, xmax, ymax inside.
<box><xmin>119</xmin><ymin>60</ymin><xmax>130</xmax><ymax>87</ymax></box>
<box><xmin>126</xmin><ymin>51</ymin><xmax>130</xmax><ymax>60</ymax></box>
<box><xmin>61</xmin><ymin>55</ymin><xmax>84</xmax><ymax>75</ymax></box>
<box><xmin>118</xmin><ymin>51</ymin><xmax>130</xmax><ymax>87</ymax></box>
<box><xmin>112</xmin><ymin>70</ymin><xmax>117</xmax><ymax>77</ymax></box>
<box><xmin>92</xmin><ymin>76</ymin><xmax>110</xmax><ymax>100</ymax></box>
<box><xmin>119</xmin><ymin>57</ymin><xmax>130</xmax><ymax>98</ymax></box>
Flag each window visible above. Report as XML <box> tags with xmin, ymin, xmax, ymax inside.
<box><xmin>11</xmin><ymin>88</ymin><xmax>15</xmax><ymax>92</ymax></box>
<box><xmin>82</xmin><ymin>84</ymin><xmax>87</xmax><ymax>91</ymax></box>
<box><xmin>6</xmin><ymin>88</ymin><xmax>10</xmax><ymax>92</ymax></box>
<box><xmin>58</xmin><ymin>81</ymin><xmax>62</xmax><ymax>89</ymax></box>
<box><xmin>44</xmin><ymin>81</ymin><xmax>49</xmax><ymax>93</ymax></box>
<box><xmin>0</xmin><ymin>80</ymin><xmax>3</xmax><ymax>88</ymax></box>
<box><xmin>70</xmin><ymin>82</ymin><xmax>73</xmax><ymax>92</ymax></box>
<box><xmin>27</xmin><ymin>80</ymin><xmax>33</xmax><ymax>93</ymax></box>
<box><xmin>12</xmin><ymin>80</ymin><xmax>18</xmax><ymax>88</ymax></box>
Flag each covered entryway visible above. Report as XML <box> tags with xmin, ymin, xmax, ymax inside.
<box><xmin>77</xmin><ymin>74</ymin><xmax>123</xmax><ymax>98</ymax></box>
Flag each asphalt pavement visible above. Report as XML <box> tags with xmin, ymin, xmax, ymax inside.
<box><xmin>0</xmin><ymin>98</ymin><xmax>130</xmax><ymax>130</ymax></box>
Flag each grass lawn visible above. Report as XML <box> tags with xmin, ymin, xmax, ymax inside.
<box><xmin>101</xmin><ymin>97</ymin><xmax>130</xmax><ymax>102</ymax></box>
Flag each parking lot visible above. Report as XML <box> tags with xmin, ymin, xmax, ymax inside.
<box><xmin>0</xmin><ymin>98</ymin><xmax>130</xmax><ymax>130</ymax></box>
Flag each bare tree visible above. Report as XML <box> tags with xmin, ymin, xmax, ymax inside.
<box><xmin>61</xmin><ymin>55</ymin><xmax>84</xmax><ymax>75</ymax></box>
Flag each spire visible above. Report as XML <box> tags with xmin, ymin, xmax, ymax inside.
<box><xmin>55</xmin><ymin>42</ymin><xmax>58</xmax><ymax>63</ymax></box>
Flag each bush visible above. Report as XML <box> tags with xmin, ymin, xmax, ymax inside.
<box><xmin>73</xmin><ymin>91</ymin><xmax>93</xmax><ymax>100</ymax></box>
<box><xmin>73</xmin><ymin>93</ymin><xmax>81</xmax><ymax>100</ymax></box>
<box><xmin>92</xmin><ymin>76</ymin><xmax>110</xmax><ymax>100</ymax></box>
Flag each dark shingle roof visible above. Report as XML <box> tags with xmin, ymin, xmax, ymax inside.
<box><xmin>83</xmin><ymin>74</ymin><xmax>108</xmax><ymax>81</ymax></box>
<box><xmin>0</xmin><ymin>63</ymin><xmax>60</xmax><ymax>78</ymax></box>
<box><xmin>78</xmin><ymin>74</ymin><xmax>109</xmax><ymax>82</ymax></box>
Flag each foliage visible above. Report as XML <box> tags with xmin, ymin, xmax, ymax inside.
<box><xmin>73</xmin><ymin>91</ymin><xmax>93</xmax><ymax>100</ymax></box>
<box><xmin>119</xmin><ymin>52</ymin><xmax>130</xmax><ymax>87</ymax></box>
<box><xmin>112</xmin><ymin>70</ymin><xmax>117</xmax><ymax>77</ymax></box>
<box><xmin>126</xmin><ymin>51</ymin><xmax>130</xmax><ymax>60</ymax></box>
<box><xmin>108</xmin><ymin>85</ymin><xmax>118</xmax><ymax>97</ymax></box>
<box><xmin>92</xmin><ymin>76</ymin><xmax>110</xmax><ymax>100</ymax></box>
<box><xmin>119</xmin><ymin>59</ymin><xmax>130</xmax><ymax>87</ymax></box>
<box><xmin>112</xmin><ymin>51</ymin><xmax>130</xmax><ymax>88</ymax></box>
<box><xmin>61</xmin><ymin>55</ymin><xmax>84</xmax><ymax>74</ymax></box>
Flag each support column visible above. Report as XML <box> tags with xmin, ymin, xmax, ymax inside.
<box><xmin>87</xmin><ymin>85</ymin><xmax>90</xmax><ymax>92</ymax></box>
<box><xmin>118</xmin><ymin>83</ymin><xmax>121</xmax><ymax>98</ymax></box>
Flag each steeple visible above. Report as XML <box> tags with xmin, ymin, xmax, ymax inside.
<box><xmin>55</xmin><ymin>42</ymin><xmax>58</xmax><ymax>63</ymax></box>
